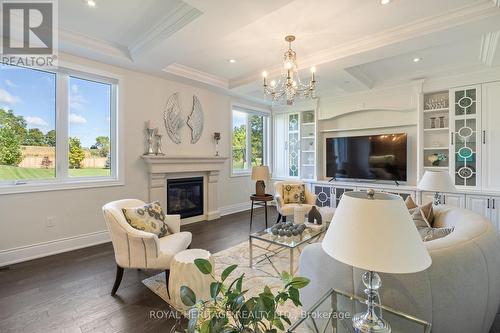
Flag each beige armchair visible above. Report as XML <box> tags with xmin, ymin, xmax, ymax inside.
<box><xmin>274</xmin><ymin>181</ymin><xmax>317</xmax><ymax>223</ymax></box>
<box><xmin>102</xmin><ymin>199</ymin><xmax>192</xmax><ymax>296</ymax></box>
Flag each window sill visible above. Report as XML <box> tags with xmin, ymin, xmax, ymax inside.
<box><xmin>0</xmin><ymin>178</ymin><xmax>124</xmax><ymax>195</ymax></box>
<box><xmin>230</xmin><ymin>171</ymin><xmax>251</xmax><ymax>178</ymax></box>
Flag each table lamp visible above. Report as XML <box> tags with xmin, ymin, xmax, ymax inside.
<box><xmin>418</xmin><ymin>170</ymin><xmax>456</xmax><ymax>205</ymax></box>
<box><xmin>322</xmin><ymin>190</ymin><xmax>431</xmax><ymax>333</ymax></box>
<box><xmin>251</xmin><ymin>165</ymin><xmax>270</xmax><ymax>196</ymax></box>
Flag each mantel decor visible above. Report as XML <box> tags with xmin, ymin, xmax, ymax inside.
<box><xmin>187</xmin><ymin>95</ymin><xmax>204</xmax><ymax>144</ymax></box>
<box><xmin>164</xmin><ymin>93</ymin><xmax>184</xmax><ymax>144</ymax></box>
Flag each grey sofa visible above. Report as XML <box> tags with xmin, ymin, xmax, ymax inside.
<box><xmin>299</xmin><ymin>206</ymin><xmax>500</xmax><ymax>333</ymax></box>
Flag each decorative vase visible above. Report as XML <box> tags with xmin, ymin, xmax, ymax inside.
<box><xmin>439</xmin><ymin>116</ymin><xmax>446</xmax><ymax>128</ymax></box>
<box><xmin>430</xmin><ymin>117</ymin><xmax>436</xmax><ymax>129</ymax></box>
<box><xmin>308</xmin><ymin>206</ymin><xmax>323</xmax><ymax>225</ymax></box>
<box><xmin>144</xmin><ymin>128</ymin><xmax>155</xmax><ymax>155</ymax></box>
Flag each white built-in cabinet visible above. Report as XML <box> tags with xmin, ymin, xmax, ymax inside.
<box><xmin>273</xmin><ymin>110</ymin><xmax>316</xmax><ymax>180</ymax></box>
<box><xmin>466</xmin><ymin>195</ymin><xmax>500</xmax><ymax>231</ymax></box>
<box><xmin>420</xmin><ymin>191</ymin><xmax>465</xmax><ymax>208</ymax></box>
<box><xmin>422</xmin><ymin>82</ymin><xmax>500</xmax><ymax>192</ymax></box>
<box><xmin>481</xmin><ymin>82</ymin><xmax>500</xmax><ymax>191</ymax></box>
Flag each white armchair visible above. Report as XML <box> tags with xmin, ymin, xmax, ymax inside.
<box><xmin>274</xmin><ymin>181</ymin><xmax>317</xmax><ymax>223</ymax></box>
<box><xmin>102</xmin><ymin>199</ymin><xmax>192</xmax><ymax>296</ymax></box>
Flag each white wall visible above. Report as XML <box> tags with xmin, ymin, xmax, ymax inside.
<box><xmin>0</xmin><ymin>53</ymin><xmax>268</xmax><ymax>265</ymax></box>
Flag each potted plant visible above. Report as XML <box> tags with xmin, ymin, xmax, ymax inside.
<box><xmin>180</xmin><ymin>259</ymin><xmax>310</xmax><ymax>333</ymax></box>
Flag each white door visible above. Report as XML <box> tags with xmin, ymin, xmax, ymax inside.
<box><xmin>442</xmin><ymin>193</ymin><xmax>465</xmax><ymax>208</ymax></box>
<box><xmin>481</xmin><ymin>82</ymin><xmax>500</xmax><ymax>190</ymax></box>
<box><xmin>466</xmin><ymin>195</ymin><xmax>490</xmax><ymax>218</ymax></box>
<box><xmin>490</xmin><ymin>196</ymin><xmax>500</xmax><ymax>232</ymax></box>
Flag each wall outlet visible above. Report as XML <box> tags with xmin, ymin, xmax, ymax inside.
<box><xmin>46</xmin><ymin>216</ymin><xmax>55</xmax><ymax>228</ymax></box>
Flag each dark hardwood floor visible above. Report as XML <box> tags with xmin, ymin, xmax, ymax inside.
<box><xmin>0</xmin><ymin>207</ymin><xmax>277</xmax><ymax>333</ymax></box>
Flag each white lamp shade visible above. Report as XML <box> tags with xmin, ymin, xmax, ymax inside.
<box><xmin>418</xmin><ymin>170</ymin><xmax>456</xmax><ymax>193</ymax></box>
<box><xmin>251</xmin><ymin>165</ymin><xmax>270</xmax><ymax>181</ymax></box>
<box><xmin>322</xmin><ymin>191</ymin><xmax>431</xmax><ymax>274</ymax></box>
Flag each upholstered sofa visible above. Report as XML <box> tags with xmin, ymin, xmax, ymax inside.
<box><xmin>299</xmin><ymin>206</ymin><xmax>500</xmax><ymax>333</ymax></box>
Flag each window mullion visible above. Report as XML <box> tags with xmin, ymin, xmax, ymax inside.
<box><xmin>56</xmin><ymin>74</ymin><xmax>69</xmax><ymax>180</ymax></box>
<box><xmin>246</xmin><ymin>116</ymin><xmax>251</xmax><ymax>171</ymax></box>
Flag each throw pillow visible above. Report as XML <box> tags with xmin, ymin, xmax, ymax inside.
<box><xmin>409</xmin><ymin>207</ymin><xmax>454</xmax><ymax>241</ymax></box>
<box><xmin>405</xmin><ymin>196</ymin><xmax>434</xmax><ymax>226</ymax></box>
<box><xmin>283</xmin><ymin>184</ymin><xmax>306</xmax><ymax>204</ymax></box>
<box><xmin>405</xmin><ymin>196</ymin><xmax>418</xmax><ymax>209</ymax></box>
<box><xmin>122</xmin><ymin>201</ymin><xmax>171</xmax><ymax>238</ymax></box>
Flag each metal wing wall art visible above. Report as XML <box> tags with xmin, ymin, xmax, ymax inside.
<box><xmin>187</xmin><ymin>95</ymin><xmax>204</xmax><ymax>144</ymax></box>
<box><xmin>164</xmin><ymin>93</ymin><xmax>184</xmax><ymax>144</ymax></box>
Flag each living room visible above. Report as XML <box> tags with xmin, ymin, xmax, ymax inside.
<box><xmin>1</xmin><ymin>0</ymin><xmax>500</xmax><ymax>332</ymax></box>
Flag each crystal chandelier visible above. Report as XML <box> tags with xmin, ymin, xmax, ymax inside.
<box><xmin>262</xmin><ymin>35</ymin><xmax>316</xmax><ymax>105</ymax></box>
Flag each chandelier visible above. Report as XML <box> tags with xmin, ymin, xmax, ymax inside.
<box><xmin>262</xmin><ymin>35</ymin><xmax>316</xmax><ymax>105</ymax></box>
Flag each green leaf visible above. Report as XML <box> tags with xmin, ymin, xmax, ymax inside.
<box><xmin>210</xmin><ymin>281</ymin><xmax>222</xmax><ymax>298</ymax></box>
<box><xmin>194</xmin><ymin>258</ymin><xmax>213</xmax><ymax>274</ymax></box>
<box><xmin>272</xmin><ymin>317</ymin><xmax>284</xmax><ymax>331</ymax></box>
<box><xmin>180</xmin><ymin>285</ymin><xmax>197</xmax><ymax>306</ymax></box>
<box><xmin>279</xmin><ymin>314</ymin><xmax>291</xmax><ymax>325</ymax></box>
<box><xmin>221</xmin><ymin>264</ymin><xmax>238</xmax><ymax>281</ymax></box>
<box><xmin>280</xmin><ymin>271</ymin><xmax>292</xmax><ymax>284</ymax></box>
<box><xmin>235</xmin><ymin>275</ymin><xmax>243</xmax><ymax>292</ymax></box>
<box><xmin>288</xmin><ymin>287</ymin><xmax>301</xmax><ymax>306</ymax></box>
<box><xmin>287</xmin><ymin>277</ymin><xmax>310</xmax><ymax>289</ymax></box>
<box><xmin>200</xmin><ymin>320</ymin><xmax>210</xmax><ymax>333</ymax></box>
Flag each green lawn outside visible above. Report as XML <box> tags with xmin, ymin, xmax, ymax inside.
<box><xmin>0</xmin><ymin>165</ymin><xmax>110</xmax><ymax>180</ymax></box>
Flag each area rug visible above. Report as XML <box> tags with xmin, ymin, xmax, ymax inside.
<box><xmin>142</xmin><ymin>238</ymin><xmax>319</xmax><ymax>323</ymax></box>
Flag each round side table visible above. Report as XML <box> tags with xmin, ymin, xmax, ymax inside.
<box><xmin>168</xmin><ymin>249</ymin><xmax>214</xmax><ymax>311</ymax></box>
<box><xmin>250</xmin><ymin>194</ymin><xmax>274</xmax><ymax>231</ymax></box>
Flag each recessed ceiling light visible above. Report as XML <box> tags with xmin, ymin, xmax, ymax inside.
<box><xmin>87</xmin><ymin>0</ymin><xmax>96</xmax><ymax>7</ymax></box>
<box><xmin>228</xmin><ymin>59</ymin><xmax>236</xmax><ymax>63</ymax></box>
<box><xmin>413</xmin><ymin>57</ymin><xmax>422</xmax><ymax>63</ymax></box>
<box><xmin>380</xmin><ymin>0</ymin><xmax>391</xmax><ymax>4</ymax></box>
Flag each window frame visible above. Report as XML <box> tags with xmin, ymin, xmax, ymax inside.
<box><xmin>0</xmin><ymin>61</ymin><xmax>123</xmax><ymax>195</ymax></box>
<box><xmin>230</xmin><ymin>104</ymin><xmax>270</xmax><ymax>177</ymax></box>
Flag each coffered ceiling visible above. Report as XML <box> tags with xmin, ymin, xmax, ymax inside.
<box><xmin>48</xmin><ymin>0</ymin><xmax>500</xmax><ymax>101</ymax></box>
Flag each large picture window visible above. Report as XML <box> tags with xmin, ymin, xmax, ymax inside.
<box><xmin>231</xmin><ymin>106</ymin><xmax>269</xmax><ymax>175</ymax></box>
<box><xmin>0</xmin><ymin>64</ymin><xmax>118</xmax><ymax>191</ymax></box>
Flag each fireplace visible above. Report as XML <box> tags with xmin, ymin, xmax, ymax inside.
<box><xmin>166</xmin><ymin>177</ymin><xmax>204</xmax><ymax>219</ymax></box>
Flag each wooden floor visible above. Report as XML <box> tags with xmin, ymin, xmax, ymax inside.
<box><xmin>0</xmin><ymin>207</ymin><xmax>277</xmax><ymax>333</ymax></box>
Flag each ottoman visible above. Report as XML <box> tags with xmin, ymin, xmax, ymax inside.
<box><xmin>168</xmin><ymin>249</ymin><xmax>214</xmax><ymax>310</ymax></box>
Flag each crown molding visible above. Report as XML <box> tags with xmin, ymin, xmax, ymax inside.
<box><xmin>129</xmin><ymin>2</ymin><xmax>202</xmax><ymax>58</ymax></box>
<box><xmin>59</xmin><ymin>29</ymin><xmax>132</xmax><ymax>62</ymax></box>
<box><xmin>163</xmin><ymin>63</ymin><xmax>229</xmax><ymax>89</ymax></box>
<box><xmin>480</xmin><ymin>31</ymin><xmax>500</xmax><ymax>66</ymax></box>
<box><xmin>230</xmin><ymin>1</ymin><xmax>500</xmax><ymax>89</ymax></box>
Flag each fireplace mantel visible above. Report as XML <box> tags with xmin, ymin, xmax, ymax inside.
<box><xmin>141</xmin><ymin>155</ymin><xmax>228</xmax><ymax>223</ymax></box>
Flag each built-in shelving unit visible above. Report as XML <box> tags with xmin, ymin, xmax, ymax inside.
<box><xmin>300</xmin><ymin>110</ymin><xmax>316</xmax><ymax>180</ymax></box>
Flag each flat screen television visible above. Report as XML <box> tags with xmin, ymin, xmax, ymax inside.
<box><xmin>326</xmin><ymin>133</ymin><xmax>407</xmax><ymax>182</ymax></box>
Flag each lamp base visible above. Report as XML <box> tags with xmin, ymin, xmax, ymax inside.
<box><xmin>352</xmin><ymin>312</ymin><xmax>391</xmax><ymax>333</ymax></box>
<box><xmin>352</xmin><ymin>271</ymin><xmax>391</xmax><ymax>333</ymax></box>
<box><xmin>255</xmin><ymin>180</ymin><xmax>266</xmax><ymax>197</ymax></box>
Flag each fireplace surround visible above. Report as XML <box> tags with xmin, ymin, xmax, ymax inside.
<box><xmin>141</xmin><ymin>155</ymin><xmax>228</xmax><ymax>223</ymax></box>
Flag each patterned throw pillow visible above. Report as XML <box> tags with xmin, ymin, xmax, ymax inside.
<box><xmin>409</xmin><ymin>207</ymin><xmax>454</xmax><ymax>241</ymax></box>
<box><xmin>122</xmin><ymin>201</ymin><xmax>171</xmax><ymax>238</ymax></box>
<box><xmin>283</xmin><ymin>184</ymin><xmax>306</xmax><ymax>204</ymax></box>
<box><xmin>405</xmin><ymin>196</ymin><xmax>434</xmax><ymax>226</ymax></box>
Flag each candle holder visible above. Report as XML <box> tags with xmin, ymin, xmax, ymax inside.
<box><xmin>213</xmin><ymin>132</ymin><xmax>221</xmax><ymax>156</ymax></box>
<box><xmin>144</xmin><ymin>128</ymin><xmax>155</xmax><ymax>155</ymax></box>
<box><xmin>155</xmin><ymin>133</ymin><xmax>164</xmax><ymax>155</ymax></box>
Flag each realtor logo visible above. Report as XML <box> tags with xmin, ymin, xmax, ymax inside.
<box><xmin>1</xmin><ymin>0</ymin><xmax>58</xmax><ymax>68</ymax></box>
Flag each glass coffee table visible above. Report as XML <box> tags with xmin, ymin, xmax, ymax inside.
<box><xmin>249</xmin><ymin>224</ymin><xmax>326</xmax><ymax>275</ymax></box>
<box><xmin>288</xmin><ymin>288</ymin><xmax>431</xmax><ymax>333</ymax></box>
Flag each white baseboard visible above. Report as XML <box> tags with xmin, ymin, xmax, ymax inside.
<box><xmin>0</xmin><ymin>230</ymin><xmax>110</xmax><ymax>267</ymax></box>
<box><xmin>219</xmin><ymin>202</ymin><xmax>251</xmax><ymax>216</ymax></box>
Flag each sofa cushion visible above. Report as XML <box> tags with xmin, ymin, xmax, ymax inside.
<box><xmin>122</xmin><ymin>201</ymin><xmax>171</xmax><ymax>238</ymax></box>
<box><xmin>283</xmin><ymin>184</ymin><xmax>306</xmax><ymax>204</ymax></box>
<box><xmin>409</xmin><ymin>207</ymin><xmax>453</xmax><ymax>241</ymax></box>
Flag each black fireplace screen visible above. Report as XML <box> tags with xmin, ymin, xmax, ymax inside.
<box><xmin>166</xmin><ymin>177</ymin><xmax>204</xmax><ymax>219</ymax></box>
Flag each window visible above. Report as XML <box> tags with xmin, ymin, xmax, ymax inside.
<box><xmin>231</xmin><ymin>107</ymin><xmax>269</xmax><ymax>175</ymax></box>
<box><xmin>0</xmin><ymin>63</ymin><xmax>119</xmax><ymax>191</ymax></box>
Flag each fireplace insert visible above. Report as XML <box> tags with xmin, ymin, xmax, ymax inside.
<box><xmin>166</xmin><ymin>177</ymin><xmax>204</xmax><ymax>219</ymax></box>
